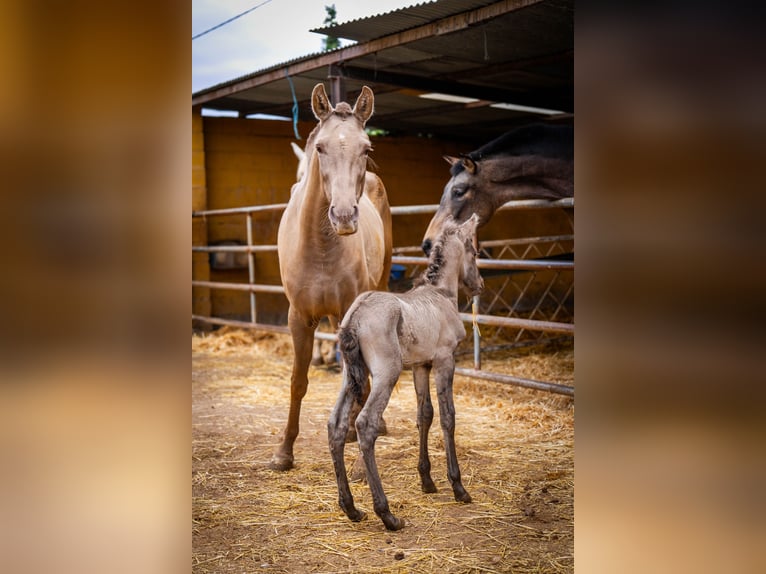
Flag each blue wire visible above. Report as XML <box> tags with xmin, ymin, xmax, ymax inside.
<box><xmin>285</xmin><ymin>70</ymin><xmax>301</xmax><ymax>140</ymax></box>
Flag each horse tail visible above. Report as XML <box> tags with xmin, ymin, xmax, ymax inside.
<box><xmin>338</xmin><ymin>325</ymin><xmax>368</xmax><ymax>403</ymax></box>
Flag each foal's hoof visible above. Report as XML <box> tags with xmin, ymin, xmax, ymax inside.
<box><xmin>383</xmin><ymin>515</ymin><xmax>405</xmax><ymax>531</ymax></box>
<box><xmin>348</xmin><ymin>508</ymin><xmax>367</xmax><ymax>522</ymax></box>
<box><xmin>454</xmin><ymin>489</ymin><xmax>472</xmax><ymax>503</ymax></box>
<box><xmin>268</xmin><ymin>453</ymin><xmax>294</xmax><ymax>471</ymax></box>
<box><xmin>421</xmin><ymin>479</ymin><xmax>437</xmax><ymax>494</ymax></box>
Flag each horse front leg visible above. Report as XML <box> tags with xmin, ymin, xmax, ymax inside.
<box><xmin>327</xmin><ymin>373</ymin><xmax>366</xmax><ymax>522</ymax></box>
<box><xmin>269</xmin><ymin>308</ymin><xmax>315</xmax><ymax>471</ymax></box>
<box><xmin>433</xmin><ymin>355</ymin><xmax>472</xmax><ymax>503</ymax></box>
<box><xmin>413</xmin><ymin>363</ymin><xmax>437</xmax><ymax>493</ymax></box>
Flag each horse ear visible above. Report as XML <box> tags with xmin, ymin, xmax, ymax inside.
<box><xmin>443</xmin><ymin>155</ymin><xmax>460</xmax><ymax>166</ymax></box>
<box><xmin>461</xmin><ymin>213</ymin><xmax>481</xmax><ymax>239</ymax></box>
<box><xmin>462</xmin><ymin>157</ymin><xmax>477</xmax><ymax>174</ymax></box>
<box><xmin>290</xmin><ymin>142</ymin><xmax>304</xmax><ymax>161</ymax></box>
<box><xmin>312</xmin><ymin>83</ymin><xmax>333</xmax><ymax>120</ymax></box>
<box><xmin>353</xmin><ymin>86</ymin><xmax>374</xmax><ymax>124</ymax></box>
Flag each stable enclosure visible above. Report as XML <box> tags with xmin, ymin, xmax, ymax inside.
<box><xmin>192</xmin><ymin>112</ymin><xmax>573</xmax><ymax>394</ymax></box>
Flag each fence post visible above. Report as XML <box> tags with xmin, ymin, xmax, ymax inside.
<box><xmin>246</xmin><ymin>213</ymin><xmax>256</xmax><ymax>323</ymax></box>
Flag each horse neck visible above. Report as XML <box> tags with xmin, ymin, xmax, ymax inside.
<box><xmin>426</xmin><ymin>243</ymin><xmax>462</xmax><ymax>303</ymax></box>
<box><xmin>486</xmin><ymin>155</ymin><xmax>573</xmax><ymax>205</ymax></box>
<box><xmin>296</xmin><ymin>152</ymin><xmax>339</xmax><ymax>249</ymax></box>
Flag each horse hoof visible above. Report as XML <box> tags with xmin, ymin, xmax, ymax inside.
<box><xmin>349</xmin><ymin>509</ymin><xmax>367</xmax><ymax>522</ymax></box>
<box><xmin>383</xmin><ymin>516</ymin><xmax>405</xmax><ymax>531</ymax></box>
<box><xmin>421</xmin><ymin>480</ymin><xmax>437</xmax><ymax>494</ymax></box>
<box><xmin>268</xmin><ymin>454</ymin><xmax>294</xmax><ymax>471</ymax></box>
<box><xmin>455</xmin><ymin>490</ymin><xmax>472</xmax><ymax>503</ymax></box>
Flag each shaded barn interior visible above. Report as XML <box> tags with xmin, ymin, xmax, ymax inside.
<box><xmin>192</xmin><ymin>0</ymin><xmax>573</xmax><ymax>335</ymax></box>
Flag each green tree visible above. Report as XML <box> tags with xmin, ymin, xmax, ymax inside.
<box><xmin>322</xmin><ymin>4</ymin><xmax>339</xmax><ymax>51</ymax></box>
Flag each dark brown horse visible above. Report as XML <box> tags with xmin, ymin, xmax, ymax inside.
<box><xmin>271</xmin><ymin>84</ymin><xmax>393</xmax><ymax>471</ymax></box>
<box><xmin>422</xmin><ymin>123</ymin><xmax>573</xmax><ymax>254</ymax></box>
<box><xmin>328</xmin><ymin>215</ymin><xmax>482</xmax><ymax>531</ymax></box>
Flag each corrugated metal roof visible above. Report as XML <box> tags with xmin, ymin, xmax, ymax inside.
<box><xmin>312</xmin><ymin>0</ymin><xmax>499</xmax><ymax>42</ymax></box>
<box><xmin>192</xmin><ymin>0</ymin><xmax>572</xmax><ymax>143</ymax></box>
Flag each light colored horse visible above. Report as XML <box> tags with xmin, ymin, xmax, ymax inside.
<box><xmin>289</xmin><ymin>141</ymin><xmax>337</xmax><ymax>366</ymax></box>
<box><xmin>290</xmin><ymin>141</ymin><xmax>307</xmax><ymax>183</ymax></box>
<box><xmin>422</xmin><ymin>123</ymin><xmax>573</xmax><ymax>255</ymax></box>
<box><xmin>328</xmin><ymin>214</ymin><xmax>483</xmax><ymax>531</ymax></box>
<box><xmin>271</xmin><ymin>84</ymin><xmax>393</xmax><ymax>471</ymax></box>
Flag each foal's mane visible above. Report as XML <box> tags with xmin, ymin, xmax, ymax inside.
<box><xmin>414</xmin><ymin>222</ymin><xmax>462</xmax><ymax>288</ymax></box>
<box><xmin>449</xmin><ymin>123</ymin><xmax>574</xmax><ymax>177</ymax></box>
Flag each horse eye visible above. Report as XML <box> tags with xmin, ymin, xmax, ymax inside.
<box><xmin>453</xmin><ymin>185</ymin><xmax>468</xmax><ymax>198</ymax></box>
<box><xmin>315</xmin><ymin>143</ymin><xmax>324</xmax><ymax>153</ymax></box>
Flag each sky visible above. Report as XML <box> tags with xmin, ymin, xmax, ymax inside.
<box><xmin>192</xmin><ymin>0</ymin><xmax>418</xmax><ymax>94</ymax></box>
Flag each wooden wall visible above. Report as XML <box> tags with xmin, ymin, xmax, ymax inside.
<box><xmin>192</xmin><ymin>111</ymin><xmax>572</xmax><ymax>325</ymax></box>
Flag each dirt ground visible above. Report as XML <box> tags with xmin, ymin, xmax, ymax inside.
<box><xmin>192</xmin><ymin>329</ymin><xmax>574</xmax><ymax>573</ymax></box>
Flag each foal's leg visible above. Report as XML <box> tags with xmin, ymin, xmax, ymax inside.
<box><xmin>356</xmin><ymin>355</ymin><xmax>405</xmax><ymax>531</ymax></box>
<box><xmin>327</xmin><ymin>374</ymin><xmax>366</xmax><ymax>522</ymax></box>
<box><xmin>433</xmin><ymin>355</ymin><xmax>472</xmax><ymax>503</ymax></box>
<box><xmin>413</xmin><ymin>363</ymin><xmax>437</xmax><ymax>493</ymax></box>
<box><xmin>269</xmin><ymin>308</ymin><xmax>315</xmax><ymax>471</ymax></box>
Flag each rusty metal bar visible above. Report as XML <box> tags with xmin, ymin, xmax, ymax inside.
<box><xmin>454</xmin><ymin>367</ymin><xmax>574</xmax><ymax>396</ymax></box>
<box><xmin>389</xmin><ymin>197</ymin><xmax>573</xmax><ymax>216</ymax></box>
<box><xmin>192</xmin><ymin>280</ymin><xmax>285</xmax><ymax>294</ymax></box>
<box><xmin>192</xmin><ymin>203</ymin><xmax>288</xmax><ymax>217</ymax></box>
<box><xmin>246</xmin><ymin>213</ymin><xmax>257</xmax><ymax>323</ymax></box>
<box><xmin>192</xmin><ymin>315</ymin><xmax>336</xmax><ymax>341</ymax></box>
<box><xmin>458</xmin><ymin>312</ymin><xmax>574</xmax><ymax>334</ymax></box>
<box><xmin>472</xmin><ymin>295</ymin><xmax>481</xmax><ymax>370</ymax></box>
<box><xmin>192</xmin><ymin>245</ymin><xmax>278</xmax><ymax>253</ymax></box>
<box><xmin>392</xmin><ymin>255</ymin><xmax>573</xmax><ymax>271</ymax></box>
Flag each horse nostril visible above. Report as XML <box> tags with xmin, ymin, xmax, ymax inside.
<box><xmin>422</xmin><ymin>239</ymin><xmax>432</xmax><ymax>256</ymax></box>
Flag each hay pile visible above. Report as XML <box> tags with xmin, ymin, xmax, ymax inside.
<box><xmin>193</xmin><ymin>328</ymin><xmax>573</xmax><ymax>573</ymax></box>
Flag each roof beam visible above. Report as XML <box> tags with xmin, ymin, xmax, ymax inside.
<box><xmin>336</xmin><ymin>64</ymin><xmax>571</xmax><ymax>112</ymax></box>
<box><xmin>192</xmin><ymin>0</ymin><xmax>544</xmax><ymax>105</ymax></box>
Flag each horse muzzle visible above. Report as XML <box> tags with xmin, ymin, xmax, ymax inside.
<box><xmin>329</xmin><ymin>204</ymin><xmax>359</xmax><ymax>235</ymax></box>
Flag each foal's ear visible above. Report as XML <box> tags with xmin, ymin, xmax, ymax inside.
<box><xmin>461</xmin><ymin>213</ymin><xmax>481</xmax><ymax>236</ymax></box>
<box><xmin>443</xmin><ymin>155</ymin><xmax>461</xmax><ymax>166</ymax></box>
<box><xmin>461</xmin><ymin>157</ymin><xmax>477</xmax><ymax>174</ymax></box>
<box><xmin>353</xmin><ymin>86</ymin><xmax>375</xmax><ymax>124</ymax></box>
<box><xmin>312</xmin><ymin>83</ymin><xmax>333</xmax><ymax>121</ymax></box>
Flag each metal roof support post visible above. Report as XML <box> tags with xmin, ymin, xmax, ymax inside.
<box><xmin>327</xmin><ymin>64</ymin><xmax>346</xmax><ymax>106</ymax></box>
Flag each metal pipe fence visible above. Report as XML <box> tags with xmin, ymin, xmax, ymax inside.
<box><xmin>192</xmin><ymin>198</ymin><xmax>574</xmax><ymax>396</ymax></box>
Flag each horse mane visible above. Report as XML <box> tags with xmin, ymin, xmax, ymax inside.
<box><xmin>450</xmin><ymin>123</ymin><xmax>574</xmax><ymax>176</ymax></box>
<box><xmin>333</xmin><ymin>102</ymin><xmax>354</xmax><ymax>118</ymax></box>
<box><xmin>414</xmin><ymin>222</ymin><xmax>461</xmax><ymax>287</ymax></box>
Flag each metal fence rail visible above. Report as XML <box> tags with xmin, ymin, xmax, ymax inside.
<box><xmin>192</xmin><ymin>198</ymin><xmax>574</xmax><ymax>396</ymax></box>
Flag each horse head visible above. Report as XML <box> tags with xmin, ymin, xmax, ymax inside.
<box><xmin>310</xmin><ymin>83</ymin><xmax>375</xmax><ymax>235</ymax></box>
<box><xmin>421</xmin><ymin>156</ymin><xmax>493</xmax><ymax>255</ymax></box>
